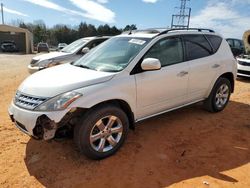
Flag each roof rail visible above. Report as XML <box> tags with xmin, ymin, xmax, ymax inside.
<box><xmin>122</xmin><ymin>28</ymin><xmax>215</xmax><ymax>37</ymax></box>
<box><xmin>156</xmin><ymin>28</ymin><xmax>215</xmax><ymax>37</ymax></box>
<box><xmin>122</xmin><ymin>29</ymin><xmax>162</xmax><ymax>35</ymax></box>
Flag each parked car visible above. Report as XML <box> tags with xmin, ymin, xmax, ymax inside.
<box><xmin>58</xmin><ymin>43</ymin><xmax>67</xmax><ymax>50</ymax></box>
<box><xmin>9</xmin><ymin>28</ymin><xmax>236</xmax><ymax>159</ymax></box>
<box><xmin>237</xmin><ymin>55</ymin><xmax>250</xmax><ymax>77</ymax></box>
<box><xmin>28</xmin><ymin>36</ymin><xmax>110</xmax><ymax>74</ymax></box>
<box><xmin>226</xmin><ymin>38</ymin><xmax>245</xmax><ymax>57</ymax></box>
<box><xmin>37</xmin><ymin>42</ymin><xmax>49</xmax><ymax>53</ymax></box>
<box><xmin>235</xmin><ymin>30</ymin><xmax>250</xmax><ymax>77</ymax></box>
<box><xmin>1</xmin><ymin>41</ymin><xmax>18</xmax><ymax>52</ymax></box>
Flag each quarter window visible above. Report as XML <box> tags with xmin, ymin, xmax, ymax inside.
<box><xmin>207</xmin><ymin>35</ymin><xmax>223</xmax><ymax>52</ymax></box>
<box><xmin>144</xmin><ymin>37</ymin><xmax>184</xmax><ymax>67</ymax></box>
<box><xmin>183</xmin><ymin>35</ymin><xmax>212</xmax><ymax>61</ymax></box>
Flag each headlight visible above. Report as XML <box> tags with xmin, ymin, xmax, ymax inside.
<box><xmin>35</xmin><ymin>91</ymin><xmax>82</xmax><ymax>111</ymax></box>
<box><xmin>38</xmin><ymin>59</ymin><xmax>54</xmax><ymax>68</ymax></box>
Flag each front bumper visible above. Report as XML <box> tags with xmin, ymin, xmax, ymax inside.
<box><xmin>237</xmin><ymin>63</ymin><xmax>250</xmax><ymax>77</ymax></box>
<box><xmin>28</xmin><ymin>65</ymin><xmax>45</xmax><ymax>74</ymax></box>
<box><xmin>8</xmin><ymin>102</ymin><xmax>68</xmax><ymax>140</ymax></box>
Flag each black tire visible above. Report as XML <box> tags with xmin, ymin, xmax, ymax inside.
<box><xmin>204</xmin><ymin>77</ymin><xmax>232</xmax><ymax>113</ymax></box>
<box><xmin>74</xmin><ymin>104</ymin><xmax>129</xmax><ymax>160</ymax></box>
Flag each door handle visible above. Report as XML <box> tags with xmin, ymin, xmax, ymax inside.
<box><xmin>177</xmin><ymin>71</ymin><xmax>188</xmax><ymax>77</ymax></box>
<box><xmin>212</xmin><ymin>64</ymin><xmax>220</xmax><ymax>68</ymax></box>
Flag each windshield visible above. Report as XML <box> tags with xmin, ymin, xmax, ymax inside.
<box><xmin>72</xmin><ymin>37</ymin><xmax>150</xmax><ymax>72</ymax></box>
<box><xmin>61</xmin><ymin>39</ymin><xmax>88</xmax><ymax>53</ymax></box>
<box><xmin>38</xmin><ymin>43</ymin><xmax>47</xmax><ymax>47</ymax></box>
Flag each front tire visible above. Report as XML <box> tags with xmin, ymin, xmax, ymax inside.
<box><xmin>74</xmin><ymin>105</ymin><xmax>129</xmax><ymax>160</ymax></box>
<box><xmin>204</xmin><ymin>77</ymin><xmax>232</xmax><ymax>112</ymax></box>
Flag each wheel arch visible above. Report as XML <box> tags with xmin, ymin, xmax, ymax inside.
<box><xmin>219</xmin><ymin>72</ymin><xmax>235</xmax><ymax>93</ymax></box>
<box><xmin>88</xmin><ymin>99</ymin><xmax>135</xmax><ymax>130</ymax></box>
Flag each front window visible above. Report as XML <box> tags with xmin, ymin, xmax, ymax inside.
<box><xmin>73</xmin><ymin>37</ymin><xmax>150</xmax><ymax>72</ymax></box>
<box><xmin>144</xmin><ymin>37</ymin><xmax>184</xmax><ymax>67</ymax></box>
<box><xmin>61</xmin><ymin>39</ymin><xmax>88</xmax><ymax>53</ymax></box>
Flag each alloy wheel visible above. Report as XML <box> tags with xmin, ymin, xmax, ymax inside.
<box><xmin>215</xmin><ymin>84</ymin><xmax>230</xmax><ymax>108</ymax></box>
<box><xmin>90</xmin><ymin>115</ymin><xmax>123</xmax><ymax>153</ymax></box>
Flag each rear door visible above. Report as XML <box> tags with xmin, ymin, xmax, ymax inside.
<box><xmin>183</xmin><ymin>34</ymin><xmax>219</xmax><ymax>102</ymax></box>
<box><xmin>134</xmin><ymin>36</ymin><xmax>189</xmax><ymax>119</ymax></box>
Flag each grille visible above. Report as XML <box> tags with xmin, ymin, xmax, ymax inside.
<box><xmin>238</xmin><ymin>70</ymin><xmax>250</xmax><ymax>76</ymax></box>
<box><xmin>238</xmin><ymin>61</ymin><xmax>250</xmax><ymax>66</ymax></box>
<box><xmin>14</xmin><ymin>92</ymin><xmax>47</xmax><ymax>110</ymax></box>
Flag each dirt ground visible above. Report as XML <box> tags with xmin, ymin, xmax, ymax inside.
<box><xmin>0</xmin><ymin>54</ymin><xmax>249</xmax><ymax>188</ymax></box>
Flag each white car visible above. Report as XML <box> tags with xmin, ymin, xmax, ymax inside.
<box><xmin>9</xmin><ymin>28</ymin><xmax>237</xmax><ymax>159</ymax></box>
<box><xmin>58</xmin><ymin>43</ymin><xmax>67</xmax><ymax>50</ymax></box>
<box><xmin>237</xmin><ymin>55</ymin><xmax>250</xmax><ymax>77</ymax></box>
<box><xmin>28</xmin><ymin>36</ymin><xmax>110</xmax><ymax>74</ymax></box>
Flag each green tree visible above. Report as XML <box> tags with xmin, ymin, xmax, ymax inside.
<box><xmin>123</xmin><ymin>24</ymin><xmax>137</xmax><ymax>31</ymax></box>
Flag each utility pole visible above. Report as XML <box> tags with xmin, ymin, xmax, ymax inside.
<box><xmin>1</xmin><ymin>3</ymin><xmax>4</xmax><ymax>25</ymax></box>
<box><xmin>171</xmin><ymin>0</ymin><xmax>191</xmax><ymax>29</ymax></box>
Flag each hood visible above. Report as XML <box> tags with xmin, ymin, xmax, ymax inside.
<box><xmin>18</xmin><ymin>64</ymin><xmax>115</xmax><ymax>97</ymax></box>
<box><xmin>33</xmin><ymin>51</ymin><xmax>72</xmax><ymax>62</ymax></box>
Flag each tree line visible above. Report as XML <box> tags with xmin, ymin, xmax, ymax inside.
<box><xmin>13</xmin><ymin>20</ymin><xmax>137</xmax><ymax>46</ymax></box>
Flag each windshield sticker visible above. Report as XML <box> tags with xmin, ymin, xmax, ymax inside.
<box><xmin>129</xmin><ymin>39</ymin><xmax>146</xmax><ymax>45</ymax></box>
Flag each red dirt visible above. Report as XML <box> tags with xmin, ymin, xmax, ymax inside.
<box><xmin>0</xmin><ymin>54</ymin><xmax>249</xmax><ymax>188</ymax></box>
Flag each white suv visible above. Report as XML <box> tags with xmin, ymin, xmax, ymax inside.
<box><xmin>9</xmin><ymin>28</ymin><xmax>237</xmax><ymax>159</ymax></box>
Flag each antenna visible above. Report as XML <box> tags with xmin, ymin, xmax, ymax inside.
<box><xmin>171</xmin><ymin>0</ymin><xmax>191</xmax><ymax>29</ymax></box>
<box><xmin>1</xmin><ymin>2</ymin><xmax>4</xmax><ymax>24</ymax></box>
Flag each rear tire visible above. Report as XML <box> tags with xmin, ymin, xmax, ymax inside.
<box><xmin>74</xmin><ymin>104</ymin><xmax>129</xmax><ymax>160</ymax></box>
<box><xmin>204</xmin><ymin>77</ymin><xmax>232</xmax><ymax>112</ymax></box>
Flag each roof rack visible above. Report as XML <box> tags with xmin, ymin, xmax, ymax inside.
<box><xmin>156</xmin><ymin>28</ymin><xmax>215</xmax><ymax>37</ymax></box>
<box><xmin>122</xmin><ymin>29</ymin><xmax>161</xmax><ymax>35</ymax></box>
<box><xmin>122</xmin><ymin>28</ymin><xmax>215</xmax><ymax>37</ymax></box>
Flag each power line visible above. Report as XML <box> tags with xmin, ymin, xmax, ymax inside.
<box><xmin>1</xmin><ymin>2</ymin><xmax>4</xmax><ymax>24</ymax></box>
<box><xmin>171</xmin><ymin>0</ymin><xmax>191</xmax><ymax>29</ymax></box>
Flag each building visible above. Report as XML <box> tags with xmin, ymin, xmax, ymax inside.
<box><xmin>0</xmin><ymin>24</ymin><xmax>33</xmax><ymax>54</ymax></box>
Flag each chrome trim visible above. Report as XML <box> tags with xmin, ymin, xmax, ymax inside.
<box><xmin>14</xmin><ymin>91</ymin><xmax>48</xmax><ymax>110</ymax></box>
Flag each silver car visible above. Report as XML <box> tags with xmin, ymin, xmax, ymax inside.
<box><xmin>28</xmin><ymin>36</ymin><xmax>110</xmax><ymax>74</ymax></box>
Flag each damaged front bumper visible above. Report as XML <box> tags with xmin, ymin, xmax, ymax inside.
<box><xmin>8</xmin><ymin>102</ymin><xmax>69</xmax><ymax>140</ymax></box>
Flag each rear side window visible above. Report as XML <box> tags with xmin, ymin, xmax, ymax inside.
<box><xmin>183</xmin><ymin>35</ymin><xmax>212</xmax><ymax>61</ymax></box>
<box><xmin>206</xmin><ymin>35</ymin><xmax>222</xmax><ymax>52</ymax></box>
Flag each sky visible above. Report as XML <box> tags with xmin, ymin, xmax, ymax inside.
<box><xmin>1</xmin><ymin>0</ymin><xmax>250</xmax><ymax>38</ymax></box>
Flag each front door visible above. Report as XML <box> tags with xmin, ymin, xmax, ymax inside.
<box><xmin>134</xmin><ymin>36</ymin><xmax>189</xmax><ymax>119</ymax></box>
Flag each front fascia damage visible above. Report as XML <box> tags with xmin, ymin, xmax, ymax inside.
<box><xmin>33</xmin><ymin>108</ymin><xmax>87</xmax><ymax>140</ymax></box>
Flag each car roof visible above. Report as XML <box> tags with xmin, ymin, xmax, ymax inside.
<box><xmin>1</xmin><ymin>40</ymin><xmax>15</xmax><ymax>43</ymax></box>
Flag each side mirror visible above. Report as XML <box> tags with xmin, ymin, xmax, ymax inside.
<box><xmin>141</xmin><ymin>58</ymin><xmax>161</xmax><ymax>71</ymax></box>
<box><xmin>82</xmin><ymin>47</ymin><xmax>90</xmax><ymax>54</ymax></box>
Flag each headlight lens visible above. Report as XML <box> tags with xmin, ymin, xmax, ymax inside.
<box><xmin>35</xmin><ymin>91</ymin><xmax>82</xmax><ymax>111</ymax></box>
<box><xmin>38</xmin><ymin>59</ymin><xmax>53</xmax><ymax>68</ymax></box>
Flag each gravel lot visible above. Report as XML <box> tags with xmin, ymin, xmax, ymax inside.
<box><xmin>0</xmin><ymin>54</ymin><xmax>250</xmax><ymax>188</ymax></box>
